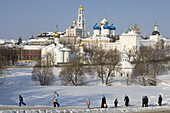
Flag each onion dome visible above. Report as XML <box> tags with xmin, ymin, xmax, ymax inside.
<box><xmin>93</xmin><ymin>23</ymin><xmax>100</xmax><ymax>30</ymax></box>
<box><xmin>138</xmin><ymin>27</ymin><xmax>140</xmax><ymax>32</ymax></box>
<box><xmin>155</xmin><ymin>24</ymin><xmax>158</xmax><ymax>27</ymax></box>
<box><xmin>152</xmin><ymin>31</ymin><xmax>160</xmax><ymax>35</ymax></box>
<box><xmin>110</xmin><ymin>24</ymin><xmax>116</xmax><ymax>30</ymax></box>
<box><xmin>79</xmin><ymin>43</ymin><xmax>84</xmax><ymax>47</ymax></box>
<box><xmin>103</xmin><ymin>22</ymin><xmax>110</xmax><ymax>29</ymax></box>
<box><xmin>73</xmin><ymin>20</ymin><xmax>76</xmax><ymax>26</ymax></box>
<box><xmin>100</xmin><ymin>17</ymin><xmax>108</xmax><ymax>26</ymax></box>
<box><xmin>152</xmin><ymin>24</ymin><xmax>160</xmax><ymax>35</ymax></box>
<box><xmin>38</xmin><ymin>32</ymin><xmax>42</xmax><ymax>36</ymax></box>
<box><xmin>54</xmin><ymin>29</ymin><xmax>60</xmax><ymax>38</ymax></box>
<box><xmin>79</xmin><ymin>4</ymin><xmax>84</xmax><ymax>10</ymax></box>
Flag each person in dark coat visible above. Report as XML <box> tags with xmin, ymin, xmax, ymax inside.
<box><xmin>158</xmin><ymin>95</ymin><xmax>163</xmax><ymax>106</ymax></box>
<box><xmin>145</xmin><ymin>96</ymin><xmax>149</xmax><ymax>107</ymax></box>
<box><xmin>142</xmin><ymin>96</ymin><xmax>145</xmax><ymax>107</ymax></box>
<box><xmin>19</xmin><ymin>95</ymin><xmax>26</xmax><ymax>107</ymax></box>
<box><xmin>101</xmin><ymin>95</ymin><xmax>107</xmax><ymax>108</ymax></box>
<box><xmin>114</xmin><ymin>98</ymin><xmax>118</xmax><ymax>107</ymax></box>
<box><xmin>124</xmin><ymin>95</ymin><xmax>129</xmax><ymax>107</ymax></box>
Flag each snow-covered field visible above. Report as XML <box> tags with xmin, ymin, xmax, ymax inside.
<box><xmin>0</xmin><ymin>68</ymin><xmax>170</xmax><ymax>112</ymax></box>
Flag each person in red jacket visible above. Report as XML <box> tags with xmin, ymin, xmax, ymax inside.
<box><xmin>87</xmin><ymin>97</ymin><xmax>90</xmax><ymax>109</ymax></box>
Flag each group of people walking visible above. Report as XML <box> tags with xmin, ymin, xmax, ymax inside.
<box><xmin>100</xmin><ymin>94</ymin><xmax>163</xmax><ymax>109</ymax></box>
<box><xmin>18</xmin><ymin>92</ymin><xmax>163</xmax><ymax>108</ymax></box>
<box><xmin>142</xmin><ymin>96</ymin><xmax>149</xmax><ymax>107</ymax></box>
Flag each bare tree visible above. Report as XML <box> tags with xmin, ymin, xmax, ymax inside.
<box><xmin>90</xmin><ymin>45</ymin><xmax>106</xmax><ymax>84</ymax></box>
<box><xmin>134</xmin><ymin>41</ymin><xmax>170</xmax><ymax>86</ymax></box>
<box><xmin>32</xmin><ymin>52</ymin><xmax>55</xmax><ymax>86</ymax></box>
<box><xmin>104</xmin><ymin>49</ymin><xmax>120</xmax><ymax>85</ymax></box>
<box><xmin>59</xmin><ymin>58</ymin><xmax>86</xmax><ymax>86</ymax></box>
<box><xmin>89</xmin><ymin>45</ymin><xmax>120</xmax><ymax>85</ymax></box>
<box><xmin>0</xmin><ymin>46</ymin><xmax>11</xmax><ymax>75</ymax></box>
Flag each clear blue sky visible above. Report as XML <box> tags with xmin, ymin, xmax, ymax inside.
<box><xmin>0</xmin><ymin>0</ymin><xmax>170</xmax><ymax>40</ymax></box>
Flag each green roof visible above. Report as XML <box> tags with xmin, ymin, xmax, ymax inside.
<box><xmin>124</xmin><ymin>27</ymin><xmax>132</xmax><ymax>34</ymax></box>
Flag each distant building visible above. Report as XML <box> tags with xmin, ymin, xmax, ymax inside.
<box><xmin>41</xmin><ymin>29</ymin><xmax>73</xmax><ymax>65</ymax></box>
<box><xmin>20</xmin><ymin>45</ymin><xmax>43</xmax><ymax>62</ymax></box>
<box><xmin>77</xmin><ymin>4</ymin><xmax>86</xmax><ymax>37</ymax></box>
<box><xmin>92</xmin><ymin>17</ymin><xmax>116</xmax><ymax>37</ymax></box>
<box><xmin>115</xmin><ymin>53</ymin><xmax>134</xmax><ymax>78</ymax></box>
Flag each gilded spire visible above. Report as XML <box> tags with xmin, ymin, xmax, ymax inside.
<box><xmin>54</xmin><ymin>25</ymin><xmax>60</xmax><ymax>38</ymax></box>
<box><xmin>73</xmin><ymin>17</ymin><xmax>76</xmax><ymax>26</ymax></box>
<box><xmin>138</xmin><ymin>27</ymin><xmax>140</xmax><ymax>32</ymax></box>
<box><xmin>79</xmin><ymin>4</ymin><xmax>84</xmax><ymax>10</ymax></box>
<box><xmin>134</xmin><ymin>24</ymin><xmax>137</xmax><ymax>29</ymax></box>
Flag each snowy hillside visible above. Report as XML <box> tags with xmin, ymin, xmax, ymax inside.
<box><xmin>0</xmin><ymin>68</ymin><xmax>170</xmax><ymax>112</ymax></box>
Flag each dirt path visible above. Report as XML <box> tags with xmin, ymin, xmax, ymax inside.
<box><xmin>0</xmin><ymin>106</ymin><xmax>170</xmax><ymax>113</ymax></box>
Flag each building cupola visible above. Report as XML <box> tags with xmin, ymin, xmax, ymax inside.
<box><xmin>110</xmin><ymin>23</ymin><xmax>116</xmax><ymax>30</ymax></box>
<box><xmin>103</xmin><ymin>22</ymin><xmax>110</xmax><ymax>29</ymax></box>
<box><xmin>93</xmin><ymin>23</ymin><xmax>100</xmax><ymax>30</ymax></box>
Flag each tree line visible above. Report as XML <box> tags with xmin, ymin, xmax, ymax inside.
<box><xmin>0</xmin><ymin>46</ymin><xmax>20</xmax><ymax>76</ymax></box>
<box><xmin>32</xmin><ymin>40</ymin><xmax>170</xmax><ymax>86</ymax></box>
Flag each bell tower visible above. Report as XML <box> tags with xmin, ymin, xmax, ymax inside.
<box><xmin>77</xmin><ymin>4</ymin><xmax>86</xmax><ymax>37</ymax></box>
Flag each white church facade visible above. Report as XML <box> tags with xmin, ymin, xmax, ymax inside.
<box><xmin>41</xmin><ymin>29</ymin><xmax>72</xmax><ymax>66</ymax></box>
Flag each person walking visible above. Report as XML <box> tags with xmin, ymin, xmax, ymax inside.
<box><xmin>101</xmin><ymin>95</ymin><xmax>107</xmax><ymax>108</ymax></box>
<box><xmin>145</xmin><ymin>96</ymin><xmax>149</xmax><ymax>107</ymax></box>
<box><xmin>53</xmin><ymin>91</ymin><xmax>60</xmax><ymax>107</ymax></box>
<box><xmin>158</xmin><ymin>95</ymin><xmax>163</xmax><ymax>106</ymax></box>
<box><xmin>142</xmin><ymin>96</ymin><xmax>145</xmax><ymax>107</ymax></box>
<box><xmin>19</xmin><ymin>95</ymin><xmax>26</xmax><ymax>107</ymax></box>
<box><xmin>124</xmin><ymin>95</ymin><xmax>129</xmax><ymax>107</ymax></box>
<box><xmin>114</xmin><ymin>98</ymin><xmax>118</xmax><ymax>107</ymax></box>
<box><xmin>87</xmin><ymin>97</ymin><xmax>90</xmax><ymax>109</ymax></box>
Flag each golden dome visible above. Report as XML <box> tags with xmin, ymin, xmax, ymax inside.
<box><xmin>155</xmin><ymin>24</ymin><xmax>158</xmax><ymax>27</ymax></box>
<box><xmin>79</xmin><ymin>4</ymin><xmax>84</xmax><ymax>10</ymax></box>
<box><xmin>73</xmin><ymin>20</ymin><xmax>76</xmax><ymax>26</ymax></box>
<box><xmin>54</xmin><ymin>29</ymin><xmax>60</xmax><ymax>38</ymax></box>
<box><xmin>131</xmin><ymin>27</ymin><xmax>133</xmax><ymax>30</ymax></box>
<box><xmin>134</xmin><ymin>24</ymin><xmax>137</xmax><ymax>29</ymax></box>
<box><xmin>138</xmin><ymin>27</ymin><xmax>140</xmax><ymax>32</ymax></box>
<box><xmin>100</xmin><ymin>17</ymin><xmax>108</xmax><ymax>26</ymax></box>
<box><xmin>38</xmin><ymin>32</ymin><xmax>42</xmax><ymax>36</ymax></box>
<box><xmin>79</xmin><ymin>43</ymin><xmax>84</xmax><ymax>47</ymax></box>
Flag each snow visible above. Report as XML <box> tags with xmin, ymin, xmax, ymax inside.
<box><xmin>84</xmin><ymin>37</ymin><xmax>111</xmax><ymax>40</ymax></box>
<box><xmin>122</xmin><ymin>30</ymin><xmax>138</xmax><ymax>36</ymax></box>
<box><xmin>22</xmin><ymin>45</ymin><xmax>44</xmax><ymax>50</ymax></box>
<box><xmin>0</xmin><ymin>68</ymin><xmax>170</xmax><ymax>112</ymax></box>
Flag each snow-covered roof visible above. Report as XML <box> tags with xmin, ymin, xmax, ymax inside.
<box><xmin>121</xmin><ymin>53</ymin><xmax>129</xmax><ymax>59</ymax></box>
<box><xmin>122</xmin><ymin>30</ymin><xmax>138</xmax><ymax>36</ymax></box>
<box><xmin>83</xmin><ymin>37</ymin><xmax>111</xmax><ymax>40</ymax></box>
<box><xmin>0</xmin><ymin>39</ymin><xmax>17</xmax><ymax>43</ymax></box>
<box><xmin>42</xmin><ymin>43</ymin><xmax>70</xmax><ymax>52</ymax></box>
<box><xmin>59</xmin><ymin>47</ymin><xmax>70</xmax><ymax>51</ymax></box>
<box><xmin>117</xmin><ymin>61</ymin><xmax>133</xmax><ymax>69</ymax></box>
<box><xmin>22</xmin><ymin>45</ymin><xmax>44</xmax><ymax>50</ymax></box>
<box><xmin>140</xmin><ymin>39</ymin><xmax>155</xmax><ymax>42</ymax></box>
<box><xmin>27</xmin><ymin>38</ymin><xmax>49</xmax><ymax>42</ymax></box>
<box><xmin>162</xmin><ymin>38</ymin><xmax>170</xmax><ymax>41</ymax></box>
